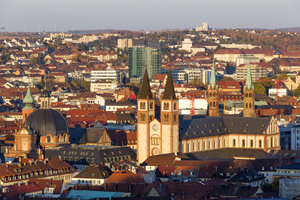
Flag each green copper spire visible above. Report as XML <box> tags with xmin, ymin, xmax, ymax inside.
<box><xmin>209</xmin><ymin>61</ymin><xmax>218</xmax><ymax>90</ymax></box>
<box><xmin>245</xmin><ymin>62</ymin><xmax>254</xmax><ymax>90</ymax></box>
<box><xmin>23</xmin><ymin>84</ymin><xmax>34</xmax><ymax>110</ymax></box>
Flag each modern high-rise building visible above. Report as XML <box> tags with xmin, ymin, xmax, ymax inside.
<box><xmin>129</xmin><ymin>39</ymin><xmax>162</xmax><ymax>80</ymax></box>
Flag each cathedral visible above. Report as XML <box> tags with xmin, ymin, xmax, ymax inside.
<box><xmin>137</xmin><ymin>69</ymin><xmax>179</xmax><ymax>163</ymax></box>
<box><xmin>5</xmin><ymin>85</ymin><xmax>70</xmax><ymax>159</ymax></box>
<box><xmin>137</xmin><ymin>64</ymin><xmax>280</xmax><ymax>163</ymax></box>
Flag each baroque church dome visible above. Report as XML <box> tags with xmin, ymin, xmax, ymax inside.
<box><xmin>24</xmin><ymin>109</ymin><xmax>68</xmax><ymax>137</ymax></box>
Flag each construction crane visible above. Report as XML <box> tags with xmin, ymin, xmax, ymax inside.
<box><xmin>190</xmin><ymin>95</ymin><xmax>195</xmax><ymax>115</ymax></box>
<box><xmin>275</xmin><ymin>79</ymin><xmax>283</xmax><ymax>101</ymax></box>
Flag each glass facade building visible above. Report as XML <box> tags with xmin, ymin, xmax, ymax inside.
<box><xmin>129</xmin><ymin>47</ymin><xmax>162</xmax><ymax>80</ymax></box>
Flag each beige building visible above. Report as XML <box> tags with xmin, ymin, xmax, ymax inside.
<box><xmin>236</xmin><ymin>63</ymin><xmax>268</xmax><ymax>81</ymax></box>
<box><xmin>137</xmin><ymin>70</ymin><xmax>179</xmax><ymax>164</ymax></box>
<box><xmin>117</xmin><ymin>38</ymin><xmax>133</xmax><ymax>49</ymax></box>
<box><xmin>137</xmin><ymin>65</ymin><xmax>280</xmax><ymax>164</ymax></box>
<box><xmin>90</xmin><ymin>81</ymin><xmax>118</xmax><ymax>92</ymax></box>
<box><xmin>284</xmin><ymin>76</ymin><xmax>300</xmax><ymax>91</ymax></box>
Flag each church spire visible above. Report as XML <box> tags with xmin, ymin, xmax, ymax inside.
<box><xmin>209</xmin><ymin>61</ymin><xmax>218</xmax><ymax>90</ymax></box>
<box><xmin>245</xmin><ymin>62</ymin><xmax>253</xmax><ymax>90</ymax></box>
<box><xmin>138</xmin><ymin>68</ymin><xmax>153</xmax><ymax>99</ymax></box>
<box><xmin>23</xmin><ymin>84</ymin><xmax>34</xmax><ymax>110</ymax></box>
<box><xmin>162</xmin><ymin>70</ymin><xmax>176</xmax><ymax>100</ymax></box>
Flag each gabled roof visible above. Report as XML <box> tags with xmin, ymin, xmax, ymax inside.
<box><xmin>75</xmin><ymin>165</ymin><xmax>111</xmax><ymax>179</ymax></box>
<box><xmin>79</xmin><ymin>127</ymin><xmax>108</xmax><ymax>144</ymax></box>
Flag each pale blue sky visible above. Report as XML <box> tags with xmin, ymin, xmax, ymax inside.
<box><xmin>0</xmin><ymin>0</ymin><xmax>299</xmax><ymax>32</ymax></box>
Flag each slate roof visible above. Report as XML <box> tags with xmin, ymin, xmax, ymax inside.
<box><xmin>106</xmin><ymin>99</ymin><xmax>136</xmax><ymax>106</ymax></box>
<box><xmin>75</xmin><ymin>164</ymin><xmax>111</xmax><ymax>179</ymax></box>
<box><xmin>45</xmin><ymin>146</ymin><xmax>136</xmax><ymax>165</ymax></box>
<box><xmin>185</xmin><ymin>148</ymin><xmax>270</xmax><ymax>160</ymax></box>
<box><xmin>180</xmin><ymin>116</ymin><xmax>272</xmax><ymax>140</ymax></box>
<box><xmin>258</xmin><ymin>105</ymin><xmax>294</xmax><ymax>110</ymax></box>
<box><xmin>79</xmin><ymin>127</ymin><xmax>106</xmax><ymax>144</ymax></box>
<box><xmin>278</xmin><ymin>163</ymin><xmax>300</xmax><ymax>170</ymax></box>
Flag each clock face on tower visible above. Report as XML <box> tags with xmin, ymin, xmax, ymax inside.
<box><xmin>152</xmin><ymin>124</ymin><xmax>158</xmax><ymax>131</ymax></box>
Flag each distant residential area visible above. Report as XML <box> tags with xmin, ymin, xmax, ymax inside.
<box><xmin>1</xmin><ymin>25</ymin><xmax>300</xmax><ymax>199</ymax></box>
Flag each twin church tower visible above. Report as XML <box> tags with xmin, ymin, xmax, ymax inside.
<box><xmin>137</xmin><ymin>63</ymin><xmax>255</xmax><ymax>163</ymax></box>
<box><xmin>207</xmin><ymin>62</ymin><xmax>255</xmax><ymax>117</ymax></box>
<box><xmin>137</xmin><ymin>69</ymin><xmax>179</xmax><ymax>163</ymax></box>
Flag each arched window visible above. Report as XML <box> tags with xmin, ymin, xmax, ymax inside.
<box><xmin>140</xmin><ymin>113</ymin><xmax>146</xmax><ymax>121</ymax></box>
<box><xmin>271</xmin><ymin>137</ymin><xmax>273</xmax><ymax>147</ymax></box>
<box><xmin>210</xmin><ymin>102</ymin><xmax>212</xmax><ymax>107</ymax></box>
<box><xmin>47</xmin><ymin>136</ymin><xmax>51</xmax><ymax>143</ymax></box>
<box><xmin>246</xmin><ymin>103</ymin><xmax>248</xmax><ymax>108</ymax></box>
<box><xmin>163</xmin><ymin>102</ymin><xmax>170</xmax><ymax>110</ymax></box>
<box><xmin>259</xmin><ymin>140</ymin><xmax>262</xmax><ymax>148</ymax></box>
<box><xmin>164</xmin><ymin>114</ymin><xmax>169</xmax><ymax>122</ymax></box>
<box><xmin>202</xmin><ymin>141</ymin><xmax>205</xmax><ymax>150</ymax></box>
<box><xmin>250</xmin><ymin>140</ymin><xmax>254</xmax><ymax>147</ymax></box>
<box><xmin>242</xmin><ymin>139</ymin><xmax>245</xmax><ymax>147</ymax></box>
<box><xmin>249</xmin><ymin>103</ymin><xmax>251</xmax><ymax>108</ymax></box>
<box><xmin>233</xmin><ymin>139</ymin><xmax>236</xmax><ymax>147</ymax></box>
<box><xmin>213</xmin><ymin>102</ymin><xmax>216</xmax><ymax>107</ymax></box>
<box><xmin>245</xmin><ymin>93</ymin><xmax>248</xmax><ymax>98</ymax></box>
<box><xmin>140</xmin><ymin>102</ymin><xmax>146</xmax><ymax>109</ymax></box>
<box><xmin>149</xmin><ymin>102</ymin><xmax>154</xmax><ymax>109</ymax></box>
<box><xmin>42</xmin><ymin>101</ymin><xmax>44</xmax><ymax>108</ymax></box>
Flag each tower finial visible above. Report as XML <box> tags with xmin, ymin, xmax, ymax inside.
<box><xmin>209</xmin><ymin>61</ymin><xmax>218</xmax><ymax>90</ymax></box>
<box><xmin>245</xmin><ymin>62</ymin><xmax>253</xmax><ymax>90</ymax></box>
<box><xmin>23</xmin><ymin>83</ymin><xmax>34</xmax><ymax>110</ymax></box>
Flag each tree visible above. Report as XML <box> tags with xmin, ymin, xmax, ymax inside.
<box><xmin>293</xmin><ymin>84</ymin><xmax>300</xmax><ymax>97</ymax></box>
<box><xmin>277</xmin><ymin>73</ymin><xmax>289</xmax><ymax>79</ymax></box>
<box><xmin>220</xmin><ymin>77</ymin><xmax>235</xmax><ymax>81</ymax></box>
<box><xmin>253</xmin><ymin>82</ymin><xmax>267</xmax><ymax>95</ymax></box>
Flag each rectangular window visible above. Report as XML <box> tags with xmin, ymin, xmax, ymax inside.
<box><xmin>173</xmin><ymin>115</ymin><xmax>177</xmax><ymax>122</ymax></box>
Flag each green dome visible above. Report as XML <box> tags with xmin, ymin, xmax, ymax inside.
<box><xmin>23</xmin><ymin>86</ymin><xmax>34</xmax><ymax>110</ymax></box>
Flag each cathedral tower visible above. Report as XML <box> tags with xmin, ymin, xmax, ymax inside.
<box><xmin>40</xmin><ymin>80</ymin><xmax>51</xmax><ymax>109</ymax></box>
<box><xmin>160</xmin><ymin>70</ymin><xmax>179</xmax><ymax>154</ymax></box>
<box><xmin>243</xmin><ymin>63</ymin><xmax>255</xmax><ymax>117</ymax></box>
<box><xmin>137</xmin><ymin>69</ymin><xmax>155</xmax><ymax>163</ymax></box>
<box><xmin>22</xmin><ymin>84</ymin><xmax>35</xmax><ymax>123</ymax></box>
<box><xmin>207</xmin><ymin>62</ymin><xmax>219</xmax><ymax>116</ymax></box>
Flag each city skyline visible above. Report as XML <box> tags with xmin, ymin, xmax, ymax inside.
<box><xmin>0</xmin><ymin>0</ymin><xmax>300</xmax><ymax>32</ymax></box>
